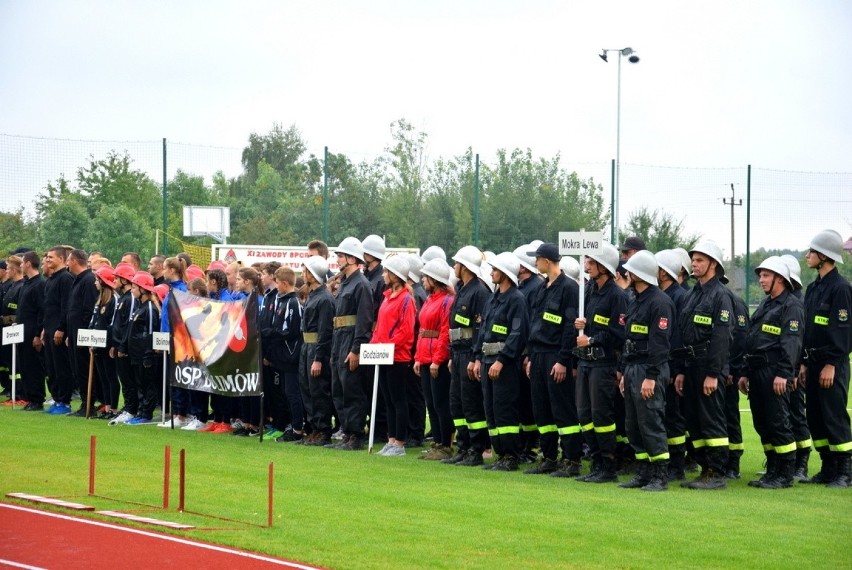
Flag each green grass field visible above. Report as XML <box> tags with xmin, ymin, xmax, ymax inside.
<box><xmin>2</xmin><ymin>402</ymin><xmax>850</xmax><ymax>570</ymax></box>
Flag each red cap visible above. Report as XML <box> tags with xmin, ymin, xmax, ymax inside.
<box><xmin>206</xmin><ymin>260</ymin><xmax>226</xmax><ymax>272</ymax></box>
<box><xmin>95</xmin><ymin>266</ymin><xmax>116</xmax><ymax>289</ymax></box>
<box><xmin>186</xmin><ymin>265</ymin><xmax>205</xmax><ymax>282</ymax></box>
<box><xmin>114</xmin><ymin>262</ymin><xmax>135</xmax><ymax>282</ymax></box>
<box><xmin>131</xmin><ymin>271</ymin><xmax>156</xmax><ymax>292</ymax></box>
<box><xmin>154</xmin><ymin>283</ymin><xmax>170</xmax><ymax>302</ymax></box>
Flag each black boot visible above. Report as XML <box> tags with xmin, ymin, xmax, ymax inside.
<box><xmin>575</xmin><ymin>456</ymin><xmax>602</xmax><ymax>482</ymax></box>
<box><xmin>584</xmin><ymin>456</ymin><xmax>618</xmax><ymax>483</ymax></box>
<box><xmin>792</xmin><ymin>449</ymin><xmax>810</xmax><ymax>482</ymax></box>
<box><xmin>667</xmin><ymin>449</ymin><xmax>686</xmax><ymax>482</ymax></box>
<box><xmin>441</xmin><ymin>448</ymin><xmax>468</xmax><ymax>464</ymax></box>
<box><xmin>749</xmin><ymin>452</ymin><xmax>777</xmax><ymax>487</ymax></box>
<box><xmin>524</xmin><ymin>458</ymin><xmax>559</xmax><ymax>475</ymax></box>
<box><xmin>685</xmin><ymin>467</ymin><xmax>727</xmax><ymax>490</ymax></box>
<box><xmin>724</xmin><ymin>452</ymin><xmax>742</xmax><ymax>480</ymax></box>
<box><xmin>619</xmin><ymin>461</ymin><xmax>651</xmax><ymax>488</ymax></box>
<box><xmin>801</xmin><ymin>452</ymin><xmax>836</xmax><ymax>484</ymax></box>
<box><xmin>641</xmin><ymin>462</ymin><xmax>669</xmax><ymax>492</ymax></box>
<box><xmin>549</xmin><ymin>459</ymin><xmax>581</xmax><ymax>478</ymax></box>
<box><xmin>827</xmin><ymin>453</ymin><xmax>851</xmax><ymax>489</ymax></box>
<box><xmin>757</xmin><ymin>453</ymin><xmax>795</xmax><ymax>489</ymax></box>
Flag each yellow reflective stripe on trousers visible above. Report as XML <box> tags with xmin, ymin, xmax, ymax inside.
<box><xmin>729</xmin><ymin>442</ymin><xmax>744</xmax><ymax>451</ymax></box>
<box><xmin>496</xmin><ymin>425</ymin><xmax>520</xmax><ymax>435</ymax></box>
<box><xmin>796</xmin><ymin>438</ymin><xmax>813</xmax><ymax>449</ymax></box>
<box><xmin>558</xmin><ymin>425</ymin><xmax>581</xmax><ymax>435</ymax></box>
<box><xmin>616</xmin><ymin>435</ymin><xmax>629</xmax><ymax>444</ymax></box>
<box><xmin>667</xmin><ymin>435</ymin><xmax>686</xmax><ymax>446</ymax></box>
<box><xmin>763</xmin><ymin>443</ymin><xmax>774</xmax><ymax>451</ymax></box>
<box><xmin>581</xmin><ymin>422</ymin><xmax>595</xmax><ymax>432</ymax></box>
<box><xmin>649</xmin><ymin>452</ymin><xmax>671</xmax><ymax>462</ymax></box>
<box><xmin>813</xmin><ymin>438</ymin><xmax>830</xmax><ymax>449</ymax></box>
<box><xmin>692</xmin><ymin>439</ymin><xmax>706</xmax><ymax>448</ymax></box>
<box><xmin>521</xmin><ymin>424</ymin><xmax>538</xmax><ymax>432</ymax></box>
<box><xmin>488</xmin><ymin>429</ymin><xmax>498</xmax><ymax>437</ymax></box>
<box><xmin>830</xmin><ymin>441</ymin><xmax>852</xmax><ymax>452</ymax></box>
<box><xmin>704</xmin><ymin>437</ymin><xmax>729</xmax><ymax>448</ymax></box>
<box><xmin>468</xmin><ymin>420</ymin><xmax>488</xmax><ymax>430</ymax></box>
<box><xmin>538</xmin><ymin>424</ymin><xmax>558</xmax><ymax>434</ymax></box>
<box><xmin>594</xmin><ymin>423</ymin><xmax>616</xmax><ymax>434</ymax></box>
<box><xmin>773</xmin><ymin>442</ymin><xmax>797</xmax><ymax>455</ymax></box>
<box><xmin>635</xmin><ymin>452</ymin><xmax>649</xmax><ymax>461</ymax></box>
<box><xmin>453</xmin><ymin>418</ymin><xmax>467</xmax><ymax>427</ymax></box>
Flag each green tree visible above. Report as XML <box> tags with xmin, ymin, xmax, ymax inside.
<box><xmin>84</xmin><ymin>204</ymin><xmax>154</xmax><ymax>262</ymax></box>
<box><xmin>37</xmin><ymin>193</ymin><xmax>90</xmax><ymax>250</ymax></box>
<box><xmin>621</xmin><ymin>207</ymin><xmax>700</xmax><ymax>252</ymax></box>
<box><xmin>75</xmin><ymin>151</ymin><xmax>161</xmax><ymax>226</ymax></box>
<box><xmin>0</xmin><ymin>209</ymin><xmax>38</xmax><ymax>255</ymax></box>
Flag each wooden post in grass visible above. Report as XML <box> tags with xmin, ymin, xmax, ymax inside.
<box><xmin>179</xmin><ymin>448</ymin><xmax>186</xmax><ymax>512</ymax></box>
<box><xmin>163</xmin><ymin>446</ymin><xmax>171</xmax><ymax>509</ymax></box>
<box><xmin>88</xmin><ymin>435</ymin><xmax>96</xmax><ymax>495</ymax></box>
<box><xmin>268</xmin><ymin>463</ymin><xmax>274</xmax><ymax>528</ymax></box>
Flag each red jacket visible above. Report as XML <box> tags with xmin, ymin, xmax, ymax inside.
<box><xmin>371</xmin><ymin>287</ymin><xmax>416</xmax><ymax>362</ymax></box>
<box><xmin>414</xmin><ymin>289</ymin><xmax>452</xmax><ymax>365</ymax></box>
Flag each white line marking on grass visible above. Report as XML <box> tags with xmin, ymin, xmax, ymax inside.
<box><xmin>0</xmin><ymin>503</ymin><xmax>320</xmax><ymax>570</ymax></box>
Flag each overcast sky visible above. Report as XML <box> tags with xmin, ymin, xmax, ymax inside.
<box><xmin>1</xmin><ymin>0</ymin><xmax>850</xmax><ymax>253</ymax></box>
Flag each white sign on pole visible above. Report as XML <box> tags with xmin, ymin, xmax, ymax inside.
<box><xmin>558</xmin><ymin>231</ymin><xmax>605</xmax><ymax>256</ymax></box>
<box><xmin>2</xmin><ymin>324</ymin><xmax>24</xmax><ymax>345</ymax></box>
<box><xmin>153</xmin><ymin>332</ymin><xmax>171</xmax><ymax>352</ymax></box>
<box><xmin>359</xmin><ymin>343</ymin><xmax>395</xmax><ymax>365</ymax></box>
<box><xmin>76</xmin><ymin>329</ymin><xmax>107</xmax><ymax>348</ymax></box>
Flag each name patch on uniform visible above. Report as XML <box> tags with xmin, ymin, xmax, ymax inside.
<box><xmin>658</xmin><ymin>317</ymin><xmax>668</xmax><ymax>330</ymax></box>
<box><xmin>840</xmin><ymin>309</ymin><xmax>849</xmax><ymax>322</ymax></box>
<box><xmin>814</xmin><ymin>315</ymin><xmax>829</xmax><ymax>326</ymax></box>
<box><xmin>630</xmin><ymin>324</ymin><xmax>648</xmax><ymax>334</ymax></box>
<box><xmin>761</xmin><ymin>324</ymin><xmax>781</xmax><ymax>336</ymax></box>
<box><xmin>454</xmin><ymin>314</ymin><xmax>470</xmax><ymax>326</ymax></box>
<box><xmin>719</xmin><ymin>310</ymin><xmax>730</xmax><ymax>323</ymax></box>
<box><xmin>593</xmin><ymin>314</ymin><xmax>610</xmax><ymax>326</ymax></box>
<box><xmin>491</xmin><ymin>324</ymin><xmax>508</xmax><ymax>335</ymax></box>
<box><xmin>693</xmin><ymin>315</ymin><xmax>712</xmax><ymax>325</ymax></box>
<box><xmin>543</xmin><ymin>312</ymin><xmax>562</xmax><ymax>324</ymax></box>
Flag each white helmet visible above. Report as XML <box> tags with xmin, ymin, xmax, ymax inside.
<box><xmin>528</xmin><ymin>239</ymin><xmax>544</xmax><ymax>251</ymax></box>
<box><xmin>303</xmin><ymin>255</ymin><xmax>329</xmax><ymax>284</ymax></box>
<box><xmin>406</xmin><ymin>254</ymin><xmax>424</xmax><ymax>282</ymax></box>
<box><xmin>334</xmin><ymin>237</ymin><xmax>364</xmax><ymax>262</ymax></box>
<box><xmin>559</xmin><ymin>255</ymin><xmax>580</xmax><ymax>280</ymax></box>
<box><xmin>421</xmin><ymin>245</ymin><xmax>447</xmax><ymax>263</ymax></box>
<box><xmin>479</xmin><ymin>259</ymin><xmax>496</xmax><ymax>292</ymax></box>
<box><xmin>689</xmin><ymin>240</ymin><xmax>725</xmax><ymax>276</ymax></box>
<box><xmin>421</xmin><ymin>258</ymin><xmax>452</xmax><ymax>286</ymax></box>
<box><xmin>452</xmin><ymin>245</ymin><xmax>484</xmax><ymax>274</ymax></box>
<box><xmin>809</xmin><ymin>229</ymin><xmax>845</xmax><ymax>264</ymax></box>
<box><xmin>361</xmin><ymin>234</ymin><xmax>386</xmax><ymax>260</ymax></box>
<box><xmin>673</xmin><ymin>247</ymin><xmax>692</xmax><ymax>276</ymax></box>
<box><xmin>512</xmin><ymin>244</ymin><xmax>538</xmax><ymax>274</ymax></box>
<box><xmin>489</xmin><ymin>251</ymin><xmax>521</xmax><ymax>286</ymax></box>
<box><xmin>755</xmin><ymin>255</ymin><xmax>792</xmax><ymax>287</ymax></box>
<box><xmin>587</xmin><ymin>243</ymin><xmax>619</xmax><ymax>277</ymax></box>
<box><xmin>383</xmin><ymin>255</ymin><xmax>409</xmax><ymax>282</ymax></box>
<box><xmin>780</xmin><ymin>254</ymin><xmax>803</xmax><ymax>288</ymax></box>
<box><xmin>623</xmin><ymin>250</ymin><xmax>659</xmax><ymax>286</ymax></box>
<box><xmin>655</xmin><ymin>249</ymin><xmax>682</xmax><ymax>281</ymax></box>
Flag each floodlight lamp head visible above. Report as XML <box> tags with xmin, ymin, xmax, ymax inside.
<box><xmin>628</xmin><ymin>54</ymin><xmax>640</xmax><ymax>63</ymax></box>
<box><xmin>621</xmin><ymin>47</ymin><xmax>634</xmax><ymax>56</ymax></box>
<box><xmin>599</xmin><ymin>51</ymin><xmax>608</xmax><ymax>62</ymax></box>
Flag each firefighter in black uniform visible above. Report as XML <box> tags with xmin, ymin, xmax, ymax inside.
<box><xmin>674</xmin><ymin>240</ymin><xmax>733</xmax><ymax>490</ymax></box>
<box><xmin>738</xmin><ymin>256</ymin><xmax>804</xmax><ymax>489</ymax></box>
<box><xmin>799</xmin><ymin>230</ymin><xmax>852</xmax><ymax>488</ymax></box>
<box><xmin>1</xmin><ymin>257</ymin><xmax>24</xmax><ymax>398</ymax></box>
<box><xmin>655</xmin><ymin>249</ymin><xmax>689</xmax><ymax>481</ymax></box>
<box><xmin>443</xmin><ymin>246</ymin><xmax>491</xmax><ymax>467</ymax></box>
<box><xmin>16</xmin><ymin>252</ymin><xmax>46</xmax><ymax>410</ymax></box>
<box><xmin>473</xmin><ymin>252</ymin><xmax>529</xmax><ymax>471</ymax></box>
<box><xmin>574</xmin><ymin>243</ymin><xmax>627</xmax><ymax>483</ymax></box>
<box><xmin>524</xmin><ymin>243</ymin><xmax>582</xmax><ymax>477</ymax></box>
<box><xmin>781</xmin><ymin>254</ymin><xmax>813</xmax><ymax>480</ymax></box>
<box><xmin>329</xmin><ymin>237</ymin><xmax>375</xmax><ymax>451</ymax></box>
<box><xmin>514</xmin><ymin>244</ymin><xmax>544</xmax><ymax>463</ymax></box>
<box><xmin>722</xmin><ymin>278</ymin><xmax>750</xmax><ymax>479</ymax></box>
<box><xmin>617</xmin><ymin>250</ymin><xmax>676</xmax><ymax>491</ymax></box>
<box><xmin>42</xmin><ymin>246</ymin><xmax>75</xmax><ymax>414</ymax></box>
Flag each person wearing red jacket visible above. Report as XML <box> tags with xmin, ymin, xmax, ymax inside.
<box><xmin>414</xmin><ymin>258</ymin><xmax>455</xmax><ymax>460</ymax></box>
<box><xmin>372</xmin><ymin>255</ymin><xmax>416</xmax><ymax>457</ymax></box>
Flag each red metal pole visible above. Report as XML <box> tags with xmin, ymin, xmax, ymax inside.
<box><xmin>268</xmin><ymin>462</ymin><xmax>274</xmax><ymax>528</ymax></box>
<box><xmin>163</xmin><ymin>446</ymin><xmax>171</xmax><ymax>509</ymax></box>
<box><xmin>88</xmin><ymin>435</ymin><xmax>96</xmax><ymax>496</ymax></box>
<box><xmin>179</xmin><ymin>448</ymin><xmax>185</xmax><ymax>512</ymax></box>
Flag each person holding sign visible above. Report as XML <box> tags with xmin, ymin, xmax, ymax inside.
<box><xmin>90</xmin><ymin>267</ymin><xmax>120</xmax><ymax>420</ymax></box>
<box><xmin>371</xmin><ymin>256</ymin><xmax>416</xmax><ymax>456</ymax></box>
<box><xmin>617</xmin><ymin>251</ymin><xmax>676</xmax><ymax>492</ymax></box>
<box><xmin>574</xmin><ymin>243</ymin><xmax>628</xmax><ymax>483</ymax></box>
<box><xmin>472</xmin><ymin>252</ymin><xmax>529</xmax><ymax>471</ymax></box>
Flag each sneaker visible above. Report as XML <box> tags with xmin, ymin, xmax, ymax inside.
<box><xmin>198</xmin><ymin>421</ymin><xmax>220</xmax><ymax>433</ymax></box>
<box><xmin>377</xmin><ymin>442</ymin><xmax>395</xmax><ymax>455</ymax></box>
<box><xmin>420</xmin><ymin>445</ymin><xmax>453</xmax><ymax>461</ymax></box>
<box><xmin>181</xmin><ymin>418</ymin><xmax>206</xmax><ymax>431</ymax></box>
<box><xmin>275</xmin><ymin>429</ymin><xmax>304</xmax><ymax>442</ymax></box>
<box><xmin>109</xmin><ymin>410</ymin><xmax>134</xmax><ymax>426</ymax></box>
<box><xmin>331</xmin><ymin>429</ymin><xmax>344</xmax><ymax>440</ymax></box>
<box><xmin>213</xmin><ymin>422</ymin><xmax>234</xmax><ymax>434</ymax></box>
<box><xmin>340</xmin><ymin>436</ymin><xmax>364</xmax><ymax>451</ymax></box>
<box><xmin>2</xmin><ymin>399</ymin><xmax>28</xmax><ymax>407</ymax></box>
<box><xmin>22</xmin><ymin>402</ymin><xmax>44</xmax><ymax>412</ymax></box>
<box><xmin>266</xmin><ymin>428</ymin><xmax>285</xmax><ymax>439</ymax></box>
<box><xmin>383</xmin><ymin>444</ymin><xmax>406</xmax><ymax>457</ymax></box>
<box><xmin>127</xmin><ymin>416</ymin><xmax>152</xmax><ymax>425</ymax></box>
<box><xmin>45</xmin><ymin>402</ymin><xmax>72</xmax><ymax>415</ymax></box>
<box><xmin>158</xmin><ymin>416</ymin><xmax>187</xmax><ymax>428</ymax></box>
<box><xmin>45</xmin><ymin>397</ymin><xmax>55</xmax><ymax>406</ymax></box>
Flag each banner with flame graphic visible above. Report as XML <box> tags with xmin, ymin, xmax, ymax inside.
<box><xmin>167</xmin><ymin>289</ymin><xmax>262</xmax><ymax>396</ymax></box>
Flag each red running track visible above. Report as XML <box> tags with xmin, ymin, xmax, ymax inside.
<box><xmin>0</xmin><ymin>503</ymin><xmax>323</xmax><ymax>569</ymax></box>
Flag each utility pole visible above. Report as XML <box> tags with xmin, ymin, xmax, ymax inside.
<box><xmin>722</xmin><ymin>183</ymin><xmax>742</xmax><ymax>282</ymax></box>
